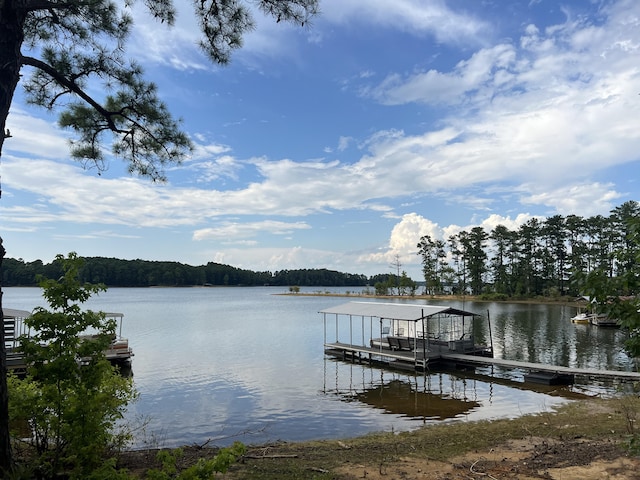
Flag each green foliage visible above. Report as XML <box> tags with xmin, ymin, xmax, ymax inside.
<box><xmin>579</xmin><ymin>212</ymin><xmax>640</xmax><ymax>357</ymax></box>
<box><xmin>417</xmin><ymin>234</ymin><xmax>447</xmax><ymax>294</ymax></box>
<box><xmin>145</xmin><ymin>442</ymin><xmax>246</xmax><ymax>479</ymax></box>
<box><xmin>479</xmin><ymin>293</ymin><xmax>509</xmax><ymax>301</ymax></box>
<box><xmin>374</xmin><ymin>282</ymin><xmax>389</xmax><ymax>296</ymax></box>
<box><xmin>8</xmin><ymin>253</ymin><xmax>136</xmax><ymax>479</ymax></box>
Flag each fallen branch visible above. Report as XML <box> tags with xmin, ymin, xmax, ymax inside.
<box><xmin>245</xmin><ymin>454</ymin><xmax>299</xmax><ymax>459</ymax></box>
<box><xmin>470</xmin><ymin>458</ymin><xmax>498</xmax><ymax>480</ymax></box>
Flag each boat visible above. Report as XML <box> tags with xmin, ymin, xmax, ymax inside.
<box><xmin>570</xmin><ymin>312</ymin><xmax>592</xmax><ymax>324</ymax></box>
<box><xmin>572</xmin><ymin>296</ymin><xmax>621</xmax><ymax>327</ymax></box>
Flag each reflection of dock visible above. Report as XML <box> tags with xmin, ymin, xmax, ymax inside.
<box><xmin>322</xmin><ymin>301</ymin><xmax>640</xmax><ymax>385</ymax></box>
<box><xmin>323</xmin><ymin>359</ymin><xmax>482</xmax><ymax>421</ymax></box>
<box><xmin>355</xmin><ymin>379</ymin><xmax>479</xmax><ymax>420</ymax></box>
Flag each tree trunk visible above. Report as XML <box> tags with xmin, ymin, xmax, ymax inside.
<box><xmin>1</xmin><ymin>0</ymin><xmax>26</xmax><ymax>155</ymax></box>
<box><xmin>1</xmin><ymin>0</ymin><xmax>27</xmax><ymax>473</ymax></box>
<box><xmin>0</xmin><ymin>239</ymin><xmax>12</xmax><ymax>474</ymax></box>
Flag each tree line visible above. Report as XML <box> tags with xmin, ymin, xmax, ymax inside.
<box><xmin>2</xmin><ymin>256</ymin><xmax>377</xmax><ymax>288</ymax></box>
<box><xmin>417</xmin><ymin>200</ymin><xmax>639</xmax><ymax>298</ymax></box>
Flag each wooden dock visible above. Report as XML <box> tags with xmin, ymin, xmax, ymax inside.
<box><xmin>4</xmin><ymin>309</ymin><xmax>133</xmax><ymax>373</ymax></box>
<box><xmin>440</xmin><ymin>353</ymin><xmax>640</xmax><ymax>381</ymax></box>
<box><xmin>324</xmin><ymin>342</ymin><xmax>640</xmax><ymax>382</ymax></box>
<box><xmin>325</xmin><ymin>342</ymin><xmax>431</xmax><ymax>370</ymax></box>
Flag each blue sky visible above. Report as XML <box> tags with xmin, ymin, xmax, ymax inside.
<box><xmin>2</xmin><ymin>0</ymin><xmax>639</xmax><ymax>280</ymax></box>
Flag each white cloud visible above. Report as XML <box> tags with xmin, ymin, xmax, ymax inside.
<box><xmin>477</xmin><ymin>213</ymin><xmax>536</xmax><ymax>232</ymax></box>
<box><xmin>357</xmin><ymin>213</ymin><xmax>442</xmax><ymax>270</ymax></box>
<box><xmin>206</xmin><ymin>245</ymin><xmax>359</xmax><ymax>274</ymax></box>
<box><xmin>193</xmin><ymin>220</ymin><xmax>311</xmax><ymax>241</ymax></box>
<box><xmin>127</xmin><ymin>1</ymin><xmax>210</xmax><ymax>71</ymax></box>
<box><xmin>4</xmin><ymin>109</ymin><xmax>70</xmax><ymax>159</ymax></box>
<box><xmin>321</xmin><ymin>0</ymin><xmax>489</xmax><ymax>45</ymax></box>
<box><xmin>127</xmin><ymin>0</ymin><xmax>490</xmax><ymax>71</ymax></box>
<box><xmin>521</xmin><ymin>182</ymin><xmax>623</xmax><ymax>217</ymax></box>
<box><xmin>368</xmin><ymin>44</ymin><xmax>517</xmax><ymax>106</ymax></box>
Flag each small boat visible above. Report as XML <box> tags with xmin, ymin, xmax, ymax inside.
<box><xmin>570</xmin><ymin>312</ymin><xmax>592</xmax><ymax>324</ymax></box>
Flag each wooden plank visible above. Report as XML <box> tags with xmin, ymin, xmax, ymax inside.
<box><xmin>325</xmin><ymin>342</ymin><xmax>427</xmax><ymax>361</ymax></box>
<box><xmin>441</xmin><ymin>353</ymin><xmax>640</xmax><ymax>381</ymax></box>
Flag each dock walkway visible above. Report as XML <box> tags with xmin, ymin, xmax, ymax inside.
<box><xmin>441</xmin><ymin>353</ymin><xmax>640</xmax><ymax>381</ymax></box>
<box><xmin>324</xmin><ymin>342</ymin><xmax>640</xmax><ymax>382</ymax></box>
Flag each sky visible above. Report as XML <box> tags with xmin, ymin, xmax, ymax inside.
<box><xmin>1</xmin><ymin>0</ymin><xmax>639</xmax><ymax>280</ymax></box>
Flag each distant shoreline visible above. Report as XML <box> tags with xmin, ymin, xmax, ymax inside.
<box><xmin>279</xmin><ymin>291</ymin><xmax>583</xmax><ymax>307</ymax></box>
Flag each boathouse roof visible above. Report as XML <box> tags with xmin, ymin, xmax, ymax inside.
<box><xmin>3</xmin><ymin>308</ymin><xmax>31</xmax><ymax>319</ymax></box>
<box><xmin>320</xmin><ymin>301</ymin><xmax>478</xmax><ymax>321</ymax></box>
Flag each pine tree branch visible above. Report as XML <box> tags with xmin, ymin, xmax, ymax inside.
<box><xmin>21</xmin><ymin>54</ymin><xmax>126</xmax><ymax>134</ymax></box>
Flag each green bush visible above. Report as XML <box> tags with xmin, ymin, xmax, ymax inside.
<box><xmin>145</xmin><ymin>442</ymin><xmax>246</xmax><ymax>479</ymax></box>
<box><xmin>8</xmin><ymin>253</ymin><xmax>136</xmax><ymax>479</ymax></box>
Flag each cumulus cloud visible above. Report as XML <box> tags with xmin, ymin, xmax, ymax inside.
<box><xmin>357</xmin><ymin>213</ymin><xmax>442</xmax><ymax>268</ymax></box>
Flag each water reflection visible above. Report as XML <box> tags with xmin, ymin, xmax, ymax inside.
<box><xmin>321</xmin><ymin>357</ymin><xmax>580</xmax><ymax>428</ymax></box>
<box><xmin>324</xmin><ymin>359</ymin><xmax>480</xmax><ymax>421</ymax></box>
<box><xmin>355</xmin><ymin>379</ymin><xmax>480</xmax><ymax>420</ymax></box>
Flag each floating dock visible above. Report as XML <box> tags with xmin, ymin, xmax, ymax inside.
<box><xmin>322</xmin><ymin>301</ymin><xmax>640</xmax><ymax>385</ymax></box>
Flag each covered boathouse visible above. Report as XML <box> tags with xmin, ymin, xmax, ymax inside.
<box><xmin>321</xmin><ymin>301</ymin><xmax>493</xmax><ymax>372</ymax></box>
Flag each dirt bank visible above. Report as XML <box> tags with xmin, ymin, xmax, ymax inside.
<box><xmin>118</xmin><ymin>396</ymin><xmax>640</xmax><ymax>479</ymax></box>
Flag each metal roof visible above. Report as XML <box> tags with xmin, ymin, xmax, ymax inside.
<box><xmin>3</xmin><ymin>308</ymin><xmax>32</xmax><ymax>319</ymax></box>
<box><xmin>319</xmin><ymin>301</ymin><xmax>478</xmax><ymax>321</ymax></box>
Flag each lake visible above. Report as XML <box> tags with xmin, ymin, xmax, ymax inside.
<box><xmin>4</xmin><ymin>286</ymin><xmax>639</xmax><ymax>449</ymax></box>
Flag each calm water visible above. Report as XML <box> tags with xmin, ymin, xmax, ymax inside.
<box><xmin>4</xmin><ymin>287</ymin><xmax>638</xmax><ymax>448</ymax></box>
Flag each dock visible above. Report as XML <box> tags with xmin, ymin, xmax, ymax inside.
<box><xmin>440</xmin><ymin>353</ymin><xmax>640</xmax><ymax>382</ymax></box>
<box><xmin>4</xmin><ymin>308</ymin><xmax>133</xmax><ymax>374</ymax></box>
<box><xmin>322</xmin><ymin>301</ymin><xmax>640</xmax><ymax>385</ymax></box>
<box><xmin>324</xmin><ymin>342</ymin><xmax>640</xmax><ymax>381</ymax></box>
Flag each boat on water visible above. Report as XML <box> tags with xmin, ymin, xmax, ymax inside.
<box><xmin>570</xmin><ymin>312</ymin><xmax>592</xmax><ymax>324</ymax></box>
<box><xmin>3</xmin><ymin>308</ymin><xmax>133</xmax><ymax>373</ymax></box>
<box><xmin>570</xmin><ymin>311</ymin><xmax>619</xmax><ymax>327</ymax></box>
